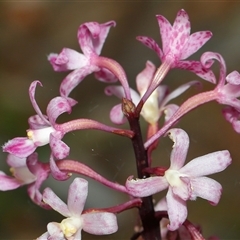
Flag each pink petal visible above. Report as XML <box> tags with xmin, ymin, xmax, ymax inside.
<box><xmin>226</xmin><ymin>70</ymin><xmax>240</xmax><ymax>85</ymax></box>
<box><xmin>104</xmin><ymin>85</ymin><xmax>126</xmax><ymax>98</ymax></box>
<box><xmin>156</xmin><ymin>14</ymin><xmax>172</xmax><ymax>56</ymax></box>
<box><xmin>161</xmin><ymin>80</ymin><xmax>201</xmax><ymax>108</ymax></box>
<box><xmin>172</xmin><ymin>176</ymin><xmax>191</xmax><ymax>201</ymax></box>
<box><xmin>168</xmin><ymin>9</ymin><xmax>190</xmax><ymax>60</ymax></box>
<box><xmin>94</xmin><ymin>68</ymin><xmax>118</xmax><ymax>82</ymax></box>
<box><xmin>105</xmin><ymin>85</ymin><xmax>140</xmax><ymax>105</ymax></box>
<box><xmin>222</xmin><ymin>107</ymin><xmax>240</xmax><ymax>133</ymax></box>
<box><xmin>27</xmin><ymin>154</ymin><xmax>51</xmax><ymax>208</ymax></box>
<box><xmin>168</xmin><ymin>129</ymin><xmax>189</xmax><ymax>170</ymax></box>
<box><xmin>109</xmin><ymin>104</ymin><xmax>126</xmax><ymax>125</ymax></box>
<box><xmin>46</xmin><ymin>97</ymin><xmax>72</xmax><ymax>126</ymax></box>
<box><xmin>82</xmin><ymin>212</ymin><xmax>118</xmax><ymax>235</ymax></box>
<box><xmin>29</xmin><ymin>81</ymin><xmax>50</xmax><ymax>125</ymax></box>
<box><xmin>0</xmin><ymin>172</ymin><xmax>22</xmax><ymax>190</ymax></box>
<box><xmin>50</xmin><ymin>132</ymin><xmax>70</xmax><ymax>160</ymax></box>
<box><xmin>163</xmin><ymin>104</ymin><xmax>179</xmax><ymax>122</ymax></box>
<box><xmin>180</xmin><ymin>150</ymin><xmax>232</xmax><ymax>177</ymax></box>
<box><xmin>2</xmin><ymin>137</ymin><xmax>36</xmax><ymax>158</ymax></box>
<box><xmin>68</xmin><ymin>178</ymin><xmax>88</xmax><ymax>216</ymax></box>
<box><xmin>46</xmin><ymin>222</ymin><xmax>65</xmax><ymax>239</ymax></box>
<box><xmin>180</xmin><ymin>31</ymin><xmax>212</xmax><ymax>60</ymax></box>
<box><xmin>136</xmin><ymin>36</ymin><xmax>163</xmax><ymax>59</ymax></box>
<box><xmin>48</xmin><ymin>48</ymin><xmax>88</xmax><ymax>71</ymax></box>
<box><xmin>190</xmin><ymin>177</ymin><xmax>222</xmax><ymax>205</ymax></box>
<box><xmin>176</xmin><ymin>60</ymin><xmax>216</xmax><ymax>83</ymax></box>
<box><xmin>154</xmin><ymin>197</ymin><xmax>167</xmax><ymax>211</ymax></box>
<box><xmin>6</xmin><ymin>154</ymin><xmax>26</xmax><ymax>168</ymax></box>
<box><xmin>59</xmin><ymin>65</ymin><xmax>97</xmax><ymax>98</ymax></box>
<box><xmin>42</xmin><ymin>188</ymin><xmax>70</xmax><ymax>217</ymax></box>
<box><xmin>166</xmin><ymin>188</ymin><xmax>187</xmax><ymax>231</ymax></box>
<box><xmin>157</xmin><ymin>85</ymin><xmax>169</xmax><ymax>105</ymax></box>
<box><xmin>221</xmin><ymin>83</ymin><xmax>240</xmax><ymax>99</ymax></box>
<box><xmin>49</xmin><ymin>154</ymin><xmax>70</xmax><ymax>181</ymax></box>
<box><xmin>78</xmin><ymin>21</ymin><xmax>116</xmax><ymax>56</ymax></box>
<box><xmin>136</xmin><ymin>61</ymin><xmax>156</xmax><ymax>95</ymax></box>
<box><xmin>37</xmin><ymin>232</ymin><xmax>50</xmax><ymax>240</ymax></box>
<box><xmin>28</xmin><ymin>114</ymin><xmax>50</xmax><ymax>130</ymax></box>
<box><xmin>201</xmin><ymin>52</ymin><xmax>226</xmax><ymax>85</ymax></box>
<box><xmin>126</xmin><ymin>176</ymin><xmax>168</xmax><ymax>197</ymax></box>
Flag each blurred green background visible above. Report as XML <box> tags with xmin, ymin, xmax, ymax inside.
<box><xmin>1</xmin><ymin>1</ymin><xmax>240</xmax><ymax>239</ymax></box>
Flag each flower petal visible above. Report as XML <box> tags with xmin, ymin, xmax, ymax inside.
<box><xmin>78</xmin><ymin>21</ymin><xmax>116</xmax><ymax>56</ymax></box>
<box><xmin>190</xmin><ymin>176</ymin><xmax>222</xmax><ymax>205</ymax></box>
<box><xmin>161</xmin><ymin>80</ymin><xmax>201</xmax><ymax>108</ymax></box>
<box><xmin>46</xmin><ymin>96</ymin><xmax>73</xmax><ymax>126</ymax></box>
<box><xmin>28</xmin><ymin>114</ymin><xmax>50</xmax><ymax>130</ymax></box>
<box><xmin>37</xmin><ymin>232</ymin><xmax>50</xmax><ymax>240</ymax></box>
<box><xmin>47</xmin><ymin>222</ymin><xmax>65</xmax><ymax>240</ymax></box>
<box><xmin>0</xmin><ymin>172</ymin><xmax>22</xmax><ymax>190</ymax></box>
<box><xmin>2</xmin><ymin>137</ymin><xmax>36</xmax><ymax>158</ymax></box>
<box><xmin>49</xmin><ymin>154</ymin><xmax>70</xmax><ymax>181</ymax></box>
<box><xmin>180</xmin><ymin>150</ymin><xmax>231</xmax><ymax>177</ymax></box>
<box><xmin>109</xmin><ymin>104</ymin><xmax>126</xmax><ymax>125</ymax></box>
<box><xmin>29</xmin><ymin>81</ymin><xmax>50</xmax><ymax>125</ymax></box>
<box><xmin>180</xmin><ymin>31</ymin><xmax>212</xmax><ymax>60</ymax></box>
<box><xmin>50</xmin><ymin>132</ymin><xmax>70</xmax><ymax>160</ymax></box>
<box><xmin>156</xmin><ymin>14</ymin><xmax>172</xmax><ymax>57</ymax></box>
<box><xmin>176</xmin><ymin>60</ymin><xmax>216</xmax><ymax>83</ymax></box>
<box><xmin>163</xmin><ymin>104</ymin><xmax>179</xmax><ymax>122</ymax></box>
<box><xmin>6</xmin><ymin>154</ymin><xmax>26</xmax><ymax>168</ymax></box>
<box><xmin>26</xmin><ymin>153</ymin><xmax>51</xmax><ymax>208</ymax></box>
<box><xmin>166</xmin><ymin>188</ymin><xmax>187</xmax><ymax>231</ymax></box>
<box><xmin>68</xmin><ymin>178</ymin><xmax>88</xmax><ymax>216</ymax></box>
<box><xmin>48</xmin><ymin>48</ymin><xmax>88</xmax><ymax>71</ymax></box>
<box><xmin>154</xmin><ymin>197</ymin><xmax>167</xmax><ymax>211</ymax></box>
<box><xmin>136</xmin><ymin>61</ymin><xmax>156</xmax><ymax>96</ymax></box>
<box><xmin>222</xmin><ymin>106</ymin><xmax>240</xmax><ymax>133</ymax></box>
<box><xmin>167</xmin><ymin>9</ymin><xmax>190</xmax><ymax>61</ymax></box>
<box><xmin>43</xmin><ymin>188</ymin><xmax>71</xmax><ymax>217</ymax></box>
<box><xmin>82</xmin><ymin>212</ymin><xmax>118</xmax><ymax>235</ymax></box>
<box><xmin>167</xmin><ymin>128</ymin><xmax>189</xmax><ymax>170</ymax></box>
<box><xmin>136</xmin><ymin>36</ymin><xmax>163</xmax><ymax>59</ymax></box>
<box><xmin>94</xmin><ymin>68</ymin><xmax>118</xmax><ymax>82</ymax></box>
<box><xmin>60</xmin><ymin>66</ymin><xmax>97</xmax><ymax>98</ymax></box>
<box><xmin>226</xmin><ymin>70</ymin><xmax>240</xmax><ymax>85</ymax></box>
<box><xmin>126</xmin><ymin>176</ymin><xmax>168</xmax><ymax>197</ymax></box>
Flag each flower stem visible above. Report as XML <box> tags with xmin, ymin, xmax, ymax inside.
<box><xmin>93</xmin><ymin>56</ymin><xmax>131</xmax><ymax>99</ymax></box>
<box><xmin>123</xmin><ymin>98</ymin><xmax>161</xmax><ymax>240</ymax></box>
<box><xmin>57</xmin><ymin>160</ymin><xmax>128</xmax><ymax>193</ymax></box>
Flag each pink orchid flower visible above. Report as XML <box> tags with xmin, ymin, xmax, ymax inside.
<box><xmin>37</xmin><ymin>178</ymin><xmax>118</xmax><ymax>240</ymax></box>
<box><xmin>0</xmin><ymin>153</ymin><xmax>50</xmax><ymax>208</ymax></box>
<box><xmin>137</xmin><ymin>9</ymin><xmax>215</xmax><ymax>104</ymax></box>
<box><xmin>201</xmin><ymin>52</ymin><xmax>240</xmax><ymax>133</ymax></box>
<box><xmin>105</xmin><ymin>61</ymin><xmax>200</xmax><ymax>125</ymax></box>
<box><xmin>3</xmin><ymin>81</ymin><xmax>76</xmax><ymax>160</ymax></box>
<box><xmin>126</xmin><ymin>128</ymin><xmax>231</xmax><ymax>231</ymax></box>
<box><xmin>48</xmin><ymin>21</ymin><xmax>119</xmax><ymax>98</ymax></box>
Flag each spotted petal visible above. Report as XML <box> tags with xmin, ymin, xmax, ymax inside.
<box><xmin>78</xmin><ymin>21</ymin><xmax>116</xmax><ymax>56</ymax></box>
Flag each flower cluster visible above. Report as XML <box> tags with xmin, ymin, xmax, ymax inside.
<box><xmin>1</xmin><ymin>9</ymin><xmax>238</xmax><ymax>240</ymax></box>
